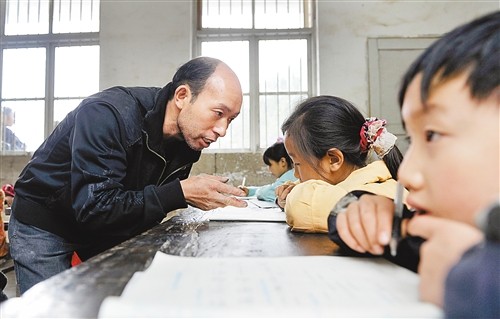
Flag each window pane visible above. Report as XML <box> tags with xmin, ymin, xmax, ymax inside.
<box><xmin>55</xmin><ymin>45</ymin><xmax>100</xmax><ymax>98</ymax></box>
<box><xmin>259</xmin><ymin>93</ymin><xmax>306</xmax><ymax>148</ymax></box>
<box><xmin>53</xmin><ymin>0</ymin><xmax>100</xmax><ymax>33</ymax></box>
<box><xmin>202</xmin><ymin>41</ymin><xmax>250</xmax><ymax>150</ymax></box>
<box><xmin>255</xmin><ymin>0</ymin><xmax>305</xmax><ymax>29</ymax></box>
<box><xmin>1</xmin><ymin>101</ymin><xmax>45</xmax><ymax>153</ymax></box>
<box><xmin>54</xmin><ymin>98</ymin><xmax>81</xmax><ymax>127</ymax></box>
<box><xmin>259</xmin><ymin>39</ymin><xmax>308</xmax><ymax>148</ymax></box>
<box><xmin>2</xmin><ymin>48</ymin><xmax>46</xmax><ymax>99</ymax></box>
<box><xmin>201</xmin><ymin>41</ymin><xmax>250</xmax><ymax>93</ymax></box>
<box><xmin>197</xmin><ymin>1</ymin><xmax>312</xmax><ymax>151</ymax></box>
<box><xmin>259</xmin><ymin>39</ymin><xmax>308</xmax><ymax>93</ymax></box>
<box><xmin>201</xmin><ymin>0</ymin><xmax>252</xmax><ymax>29</ymax></box>
<box><xmin>4</xmin><ymin>0</ymin><xmax>50</xmax><ymax>35</ymax></box>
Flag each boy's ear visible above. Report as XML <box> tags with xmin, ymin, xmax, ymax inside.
<box><xmin>325</xmin><ymin>148</ymin><xmax>344</xmax><ymax>172</ymax></box>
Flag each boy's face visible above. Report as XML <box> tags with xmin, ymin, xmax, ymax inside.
<box><xmin>398</xmin><ymin>72</ymin><xmax>499</xmax><ymax>225</ymax></box>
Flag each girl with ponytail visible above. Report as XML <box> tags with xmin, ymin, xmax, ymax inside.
<box><xmin>276</xmin><ymin>95</ymin><xmax>405</xmax><ymax>233</ymax></box>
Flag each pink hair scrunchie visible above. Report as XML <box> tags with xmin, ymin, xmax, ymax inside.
<box><xmin>359</xmin><ymin>117</ymin><xmax>397</xmax><ymax>159</ymax></box>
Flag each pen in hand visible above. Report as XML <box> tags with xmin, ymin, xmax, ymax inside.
<box><xmin>390</xmin><ymin>182</ymin><xmax>404</xmax><ymax>257</ymax></box>
<box><xmin>238</xmin><ymin>177</ymin><xmax>248</xmax><ymax>196</ymax></box>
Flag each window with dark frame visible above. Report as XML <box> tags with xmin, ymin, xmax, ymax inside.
<box><xmin>196</xmin><ymin>0</ymin><xmax>315</xmax><ymax>151</ymax></box>
<box><xmin>0</xmin><ymin>0</ymin><xmax>100</xmax><ymax>154</ymax></box>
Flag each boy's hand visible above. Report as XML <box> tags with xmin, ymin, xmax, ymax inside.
<box><xmin>407</xmin><ymin>215</ymin><xmax>483</xmax><ymax>306</ymax></box>
<box><xmin>336</xmin><ymin>194</ymin><xmax>395</xmax><ymax>255</ymax></box>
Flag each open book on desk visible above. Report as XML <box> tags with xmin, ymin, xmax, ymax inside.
<box><xmin>202</xmin><ymin>197</ymin><xmax>285</xmax><ymax>222</ymax></box>
<box><xmin>98</xmin><ymin>252</ymin><xmax>443</xmax><ymax>318</ymax></box>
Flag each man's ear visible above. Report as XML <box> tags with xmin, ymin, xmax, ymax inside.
<box><xmin>174</xmin><ymin>85</ymin><xmax>191</xmax><ymax>110</ymax></box>
<box><xmin>326</xmin><ymin>148</ymin><xmax>344</xmax><ymax>172</ymax></box>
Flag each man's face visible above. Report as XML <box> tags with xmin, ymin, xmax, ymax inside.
<box><xmin>398</xmin><ymin>72</ymin><xmax>499</xmax><ymax>225</ymax></box>
<box><xmin>178</xmin><ymin>65</ymin><xmax>243</xmax><ymax>151</ymax></box>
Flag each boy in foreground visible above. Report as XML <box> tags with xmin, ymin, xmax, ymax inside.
<box><xmin>329</xmin><ymin>11</ymin><xmax>499</xmax><ymax>318</ymax></box>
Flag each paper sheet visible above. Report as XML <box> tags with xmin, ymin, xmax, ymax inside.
<box><xmin>98</xmin><ymin>252</ymin><xmax>443</xmax><ymax>318</ymax></box>
<box><xmin>203</xmin><ymin>198</ymin><xmax>285</xmax><ymax>222</ymax></box>
<box><xmin>246</xmin><ymin>198</ymin><xmax>279</xmax><ymax>209</ymax></box>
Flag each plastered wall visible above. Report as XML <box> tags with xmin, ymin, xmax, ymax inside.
<box><xmin>0</xmin><ymin>155</ymin><xmax>31</xmax><ymax>186</ymax></box>
<box><xmin>1</xmin><ymin>1</ymin><xmax>497</xmax><ymax>187</ymax></box>
<box><xmin>0</xmin><ymin>153</ymin><xmax>275</xmax><ymax>187</ymax></box>
<box><xmin>316</xmin><ymin>1</ymin><xmax>497</xmax><ymax>114</ymax></box>
<box><xmin>190</xmin><ymin>153</ymin><xmax>278</xmax><ymax>187</ymax></box>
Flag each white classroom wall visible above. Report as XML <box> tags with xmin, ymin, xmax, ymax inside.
<box><xmin>1</xmin><ymin>1</ymin><xmax>496</xmax><ymax>186</ymax></box>
<box><xmin>99</xmin><ymin>0</ymin><xmax>497</xmax><ymax>115</ymax></box>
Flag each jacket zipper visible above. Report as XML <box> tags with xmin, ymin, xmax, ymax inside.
<box><xmin>144</xmin><ymin>130</ymin><xmax>167</xmax><ymax>185</ymax></box>
<box><xmin>143</xmin><ymin>130</ymin><xmax>190</xmax><ymax>186</ymax></box>
<box><xmin>159</xmin><ymin>164</ymin><xmax>190</xmax><ymax>186</ymax></box>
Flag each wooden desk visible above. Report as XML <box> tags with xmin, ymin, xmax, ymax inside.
<box><xmin>4</xmin><ymin>207</ymin><xmax>338</xmax><ymax>318</ymax></box>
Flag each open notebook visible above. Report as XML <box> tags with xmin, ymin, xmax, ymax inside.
<box><xmin>202</xmin><ymin>197</ymin><xmax>285</xmax><ymax>222</ymax></box>
<box><xmin>98</xmin><ymin>252</ymin><xmax>443</xmax><ymax>318</ymax></box>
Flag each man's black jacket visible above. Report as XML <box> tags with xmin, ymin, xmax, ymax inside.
<box><xmin>12</xmin><ymin>84</ymin><xmax>201</xmax><ymax>258</ymax></box>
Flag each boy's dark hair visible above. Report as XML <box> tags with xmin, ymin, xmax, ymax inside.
<box><xmin>399</xmin><ymin>11</ymin><xmax>500</xmax><ymax>107</ymax></box>
<box><xmin>263</xmin><ymin>142</ymin><xmax>293</xmax><ymax>169</ymax></box>
<box><xmin>281</xmin><ymin>95</ymin><xmax>402</xmax><ymax>180</ymax></box>
<box><xmin>167</xmin><ymin>56</ymin><xmax>222</xmax><ymax>102</ymax></box>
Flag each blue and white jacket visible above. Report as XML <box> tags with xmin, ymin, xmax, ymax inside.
<box><xmin>247</xmin><ymin>169</ymin><xmax>296</xmax><ymax>202</ymax></box>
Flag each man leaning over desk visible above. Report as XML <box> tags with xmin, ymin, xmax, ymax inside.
<box><xmin>8</xmin><ymin>57</ymin><xmax>247</xmax><ymax>294</ymax></box>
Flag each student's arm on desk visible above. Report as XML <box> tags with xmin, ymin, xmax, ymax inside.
<box><xmin>328</xmin><ymin>192</ymin><xmax>422</xmax><ymax>272</ymax></box>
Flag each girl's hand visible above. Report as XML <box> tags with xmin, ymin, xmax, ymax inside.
<box><xmin>275</xmin><ymin>181</ymin><xmax>296</xmax><ymax>209</ymax></box>
<box><xmin>238</xmin><ymin>186</ymin><xmax>249</xmax><ymax>196</ymax></box>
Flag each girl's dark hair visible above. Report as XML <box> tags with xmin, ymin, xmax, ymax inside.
<box><xmin>398</xmin><ymin>11</ymin><xmax>500</xmax><ymax>109</ymax></box>
<box><xmin>263</xmin><ymin>142</ymin><xmax>293</xmax><ymax>169</ymax></box>
<box><xmin>281</xmin><ymin>95</ymin><xmax>402</xmax><ymax>180</ymax></box>
<box><xmin>167</xmin><ymin>56</ymin><xmax>222</xmax><ymax>102</ymax></box>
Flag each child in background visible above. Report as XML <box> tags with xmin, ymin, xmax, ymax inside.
<box><xmin>0</xmin><ymin>190</ymin><xmax>8</xmax><ymax>259</ymax></box>
<box><xmin>2</xmin><ymin>184</ymin><xmax>15</xmax><ymax>207</ymax></box>
<box><xmin>0</xmin><ymin>189</ymin><xmax>8</xmax><ymax>302</ymax></box>
<box><xmin>276</xmin><ymin>95</ymin><xmax>405</xmax><ymax>235</ymax></box>
<box><xmin>329</xmin><ymin>11</ymin><xmax>499</xmax><ymax>317</ymax></box>
<box><xmin>1</xmin><ymin>107</ymin><xmax>26</xmax><ymax>152</ymax></box>
<box><xmin>239</xmin><ymin>140</ymin><xmax>295</xmax><ymax>202</ymax></box>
